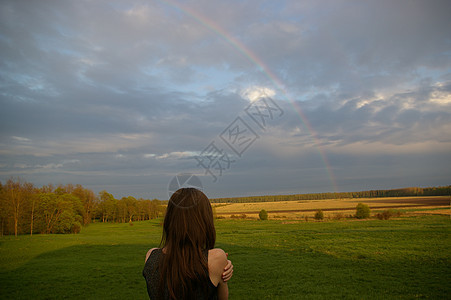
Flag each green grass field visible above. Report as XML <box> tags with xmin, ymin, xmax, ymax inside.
<box><xmin>1</xmin><ymin>216</ymin><xmax>450</xmax><ymax>299</ymax></box>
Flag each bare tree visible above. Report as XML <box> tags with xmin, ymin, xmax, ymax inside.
<box><xmin>5</xmin><ymin>178</ymin><xmax>33</xmax><ymax>237</ymax></box>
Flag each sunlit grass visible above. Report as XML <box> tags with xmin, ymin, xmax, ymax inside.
<box><xmin>213</xmin><ymin>196</ymin><xmax>450</xmax><ymax>219</ymax></box>
<box><xmin>1</xmin><ymin>216</ymin><xmax>450</xmax><ymax>299</ymax></box>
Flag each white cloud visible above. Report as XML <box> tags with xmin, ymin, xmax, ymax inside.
<box><xmin>13</xmin><ymin>163</ymin><xmax>30</xmax><ymax>169</ymax></box>
<box><xmin>155</xmin><ymin>151</ymin><xmax>199</xmax><ymax>160</ymax></box>
<box><xmin>240</xmin><ymin>86</ymin><xmax>276</xmax><ymax>102</ymax></box>
<box><xmin>430</xmin><ymin>91</ymin><xmax>451</xmax><ymax>105</ymax></box>
<box><xmin>36</xmin><ymin>163</ymin><xmax>63</xmax><ymax>169</ymax></box>
<box><xmin>11</xmin><ymin>136</ymin><xmax>31</xmax><ymax>143</ymax></box>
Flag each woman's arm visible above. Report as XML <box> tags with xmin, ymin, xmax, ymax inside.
<box><xmin>209</xmin><ymin>248</ymin><xmax>229</xmax><ymax>300</ymax></box>
<box><xmin>217</xmin><ymin>279</ymin><xmax>228</xmax><ymax>300</ymax></box>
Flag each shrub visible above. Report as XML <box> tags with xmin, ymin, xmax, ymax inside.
<box><xmin>231</xmin><ymin>214</ymin><xmax>247</xmax><ymax>219</ymax></box>
<box><xmin>314</xmin><ymin>209</ymin><xmax>324</xmax><ymax>220</ymax></box>
<box><xmin>259</xmin><ymin>209</ymin><xmax>268</xmax><ymax>220</ymax></box>
<box><xmin>376</xmin><ymin>210</ymin><xmax>390</xmax><ymax>220</ymax></box>
<box><xmin>54</xmin><ymin>210</ymin><xmax>75</xmax><ymax>234</ymax></box>
<box><xmin>355</xmin><ymin>203</ymin><xmax>370</xmax><ymax>219</ymax></box>
<box><xmin>391</xmin><ymin>209</ymin><xmax>403</xmax><ymax>218</ymax></box>
<box><xmin>273</xmin><ymin>215</ymin><xmax>286</xmax><ymax>219</ymax></box>
<box><xmin>71</xmin><ymin>221</ymin><xmax>82</xmax><ymax>234</ymax></box>
<box><xmin>376</xmin><ymin>209</ymin><xmax>403</xmax><ymax>220</ymax></box>
<box><xmin>333</xmin><ymin>212</ymin><xmax>345</xmax><ymax>220</ymax></box>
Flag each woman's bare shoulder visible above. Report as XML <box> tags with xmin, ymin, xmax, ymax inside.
<box><xmin>208</xmin><ymin>248</ymin><xmax>228</xmax><ymax>287</ymax></box>
<box><xmin>145</xmin><ymin>247</ymin><xmax>159</xmax><ymax>262</ymax></box>
<box><xmin>208</xmin><ymin>248</ymin><xmax>227</xmax><ymax>268</ymax></box>
<box><xmin>209</xmin><ymin>248</ymin><xmax>227</xmax><ymax>258</ymax></box>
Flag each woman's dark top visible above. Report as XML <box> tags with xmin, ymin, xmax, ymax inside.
<box><xmin>143</xmin><ymin>248</ymin><xmax>218</xmax><ymax>300</ymax></box>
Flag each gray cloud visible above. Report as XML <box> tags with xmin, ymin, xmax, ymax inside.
<box><xmin>1</xmin><ymin>0</ymin><xmax>450</xmax><ymax>199</ymax></box>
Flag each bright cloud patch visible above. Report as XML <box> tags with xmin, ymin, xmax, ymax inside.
<box><xmin>144</xmin><ymin>151</ymin><xmax>199</xmax><ymax>160</ymax></box>
<box><xmin>430</xmin><ymin>91</ymin><xmax>451</xmax><ymax>105</ymax></box>
<box><xmin>240</xmin><ymin>86</ymin><xmax>276</xmax><ymax>102</ymax></box>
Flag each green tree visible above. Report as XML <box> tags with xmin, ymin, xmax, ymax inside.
<box><xmin>259</xmin><ymin>209</ymin><xmax>268</xmax><ymax>220</ymax></box>
<box><xmin>28</xmin><ymin>192</ymin><xmax>38</xmax><ymax>236</ymax></box>
<box><xmin>0</xmin><ymin>182</ymin><xmax>7</xmax><ymax>236</ymax></box>
<box><xmin>125</xmin><ymin>196</ymin><xmax>137</xmax><ymax>222</ymax></box>
<box><xmin>117</xmin><ymin>198</ymin><xmax>128</xmax><ymax>223</ymax></box>
<box><xmin>36</xmin><ymin>193</ymin><xmax>82</xmax><ymax>234</ymax></box>
<box><xmin>314</xmin><ymin>209</ymin><xmax>324</xmax><ymax>220</ymax></box>
<box><xmin>355</xmin><ymin>203</ymin><xmax>370</xmax><ymax>219</ymax></box>
<box><xmin>152</xmin><ymin>199</ymin><xmax>164</xmax><ymax>219</ymax></box>
<box><xmin>72</xmin><ymin>184</ymin><xmax>96</xmax><ymax>225</ymax></box>
<box><xmin>98</xmin><ymin>190</ymin><xmax>117</xmax><ymax>222</ymax></box>
<box><xmin>5</xmin><ymin>178</ymin><xmax>33</xmax><ymax>237</ymax></box>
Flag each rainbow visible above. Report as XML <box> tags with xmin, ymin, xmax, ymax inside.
<box><xmin>159</xmin><ymin>0</ymin><xmax>338</xmax><ymax>193</ymax></box>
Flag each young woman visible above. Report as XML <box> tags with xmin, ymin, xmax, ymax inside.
<box><xmin>143</xmin><ymin>188</ymin><xmax>233</xmax><ymax>299</ymax></box>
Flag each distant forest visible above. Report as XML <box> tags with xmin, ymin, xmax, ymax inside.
<box><xmin>0</xmin><ymin>179</ymin><xmax>165</xmax><ymax>237</ymax></box>
<box><xmin>1</xmin><ymin>178</ymin><xmax>449</xmax><ymax>236</ymax></box>
<box><xmin>210</xmin><ymin>186</ymin><xmax>451</xmax><ymax>203</ymax></box>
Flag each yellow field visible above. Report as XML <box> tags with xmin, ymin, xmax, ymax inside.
<box><xmin>212</xmin><ymin>196</ymin><xmax>450</xmax><ymax>219</ymax></box>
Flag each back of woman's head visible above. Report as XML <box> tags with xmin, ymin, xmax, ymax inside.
<box><xmin>159</xmin><ymin>188</ymin><xmax>216</xmax><ymax>299</ymax></box>
<box><xmin>163</xmin><ymin>188</ymin><xmax>215</xmax><ymax>250</ymax></box>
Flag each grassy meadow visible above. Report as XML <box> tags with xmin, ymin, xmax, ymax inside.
<box><xmin>0</xmin><ymin>215</ymin><xmax>450</xmax><ymax>299</ymax></box>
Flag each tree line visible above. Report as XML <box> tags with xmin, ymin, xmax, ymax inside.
<box><xmin>210</xmin><ymin>186</ymin><xmax>451</xmax><ymax>203</ymax></box>
<box><xmin>0</xmin><ymin>178</ymin><xmax>165</xmax><ymax>236</ymax></box>
<box><xmin>2</xmin><ymin>178</ymin><xmax>449</xmax><ymax>236</ymax></box>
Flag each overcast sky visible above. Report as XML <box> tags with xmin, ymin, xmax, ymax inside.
<box><xmin>1</xmin><ymin>0</ymin><xmax>450</xmax><ymax>200</ymax></box>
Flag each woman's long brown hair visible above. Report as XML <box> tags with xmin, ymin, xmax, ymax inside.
<box><xmin>158</xmin><ymin>188</ymin><xmax>216</xmax><ymax>299</ymax></box>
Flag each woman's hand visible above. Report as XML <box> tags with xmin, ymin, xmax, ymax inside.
<box><xmin>222</xmin><ymin>253</ymin><xmax>233</xmax><ymax>282</ymax></box>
